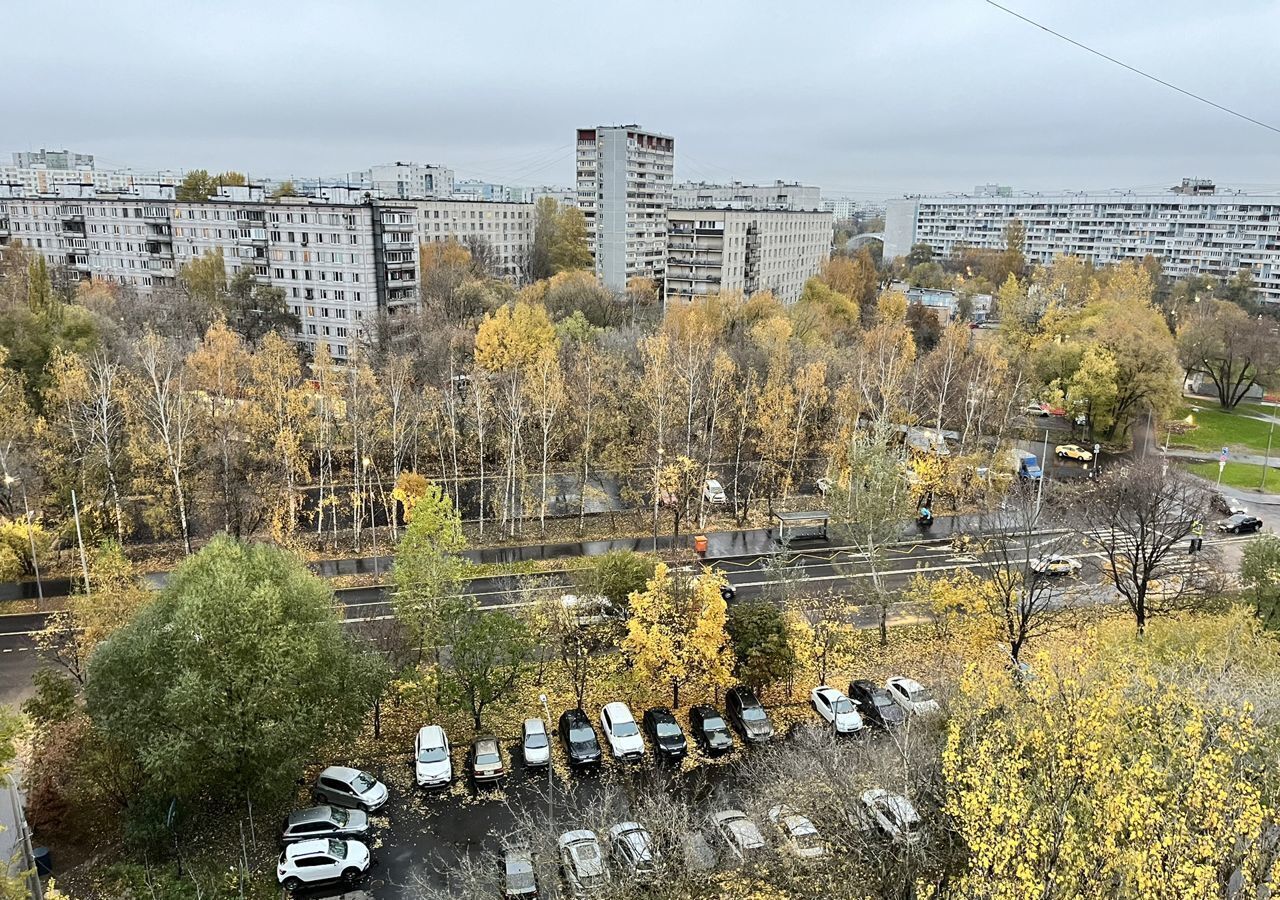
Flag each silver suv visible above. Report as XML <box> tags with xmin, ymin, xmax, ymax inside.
<box><xmin>312</xmin><ymin>766</ymin><xmax>388</xmax><ymax>812</ymax></box>
<box><xmin>280</xmin><ymin>805</ymin><xmax>370</xmax><ymax>845</ymax></box>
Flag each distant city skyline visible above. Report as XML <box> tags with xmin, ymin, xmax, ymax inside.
<box><xmin>7</xmin><ymin>1</ymin><xmax>1280</xmax><ymax>201</ymax></box>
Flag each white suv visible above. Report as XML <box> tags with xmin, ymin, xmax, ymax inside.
<box><xmin>600</xmin><ymin>702</ymin><xmax>645</xmax><ymax>761</ymax></box>
<box><xmin>277</xmin><ymin>837</ymin><xmax>371</xmax><ymax>891</ymax></box>
<box><xmin>415</xmin><ymin>724</ymin><xmax>452</xmax><ymax>788</ymax></box>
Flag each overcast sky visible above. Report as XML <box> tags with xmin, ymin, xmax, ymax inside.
<box><xmin>7</xmin><ymin>0</ymin><xmax>1280</xmax><ymax>200</ymax></box>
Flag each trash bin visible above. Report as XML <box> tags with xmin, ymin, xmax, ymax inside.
<box><xmin>33</xmin><ymin>847</ymin><xmax>50</xmax><ymax>877</ymax></box>
<box><xmin>694</xmin><ymin>534</ymin><xmax>708</xmax><ymax>554</ymax></box>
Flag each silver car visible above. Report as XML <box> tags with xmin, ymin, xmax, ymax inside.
<box><xmin>522</xmin><ymin>717</ymin><xmax>551</xmax><ymax>768</ymax></box>
<box><xmin>312</xmin><ymin>766</ymin><xmax>388</xmax><ymax>812</ymax></box>
<box><xmin>280</xmin><ymin>805</ymin><xmax>369</xmax><ymax>845</ymax></box>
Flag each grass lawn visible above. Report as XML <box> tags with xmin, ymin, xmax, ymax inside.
<box><xmin>1184</xmin><ymin>460</ymin><xmax>1280</xmax><ymax>495</ymax></box>
<box><xmin>1171</xmin><ymin>404</ymin><xmax>1279</xmax><ymax>454</ymax></box>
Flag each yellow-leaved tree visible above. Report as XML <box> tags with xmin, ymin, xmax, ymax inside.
<box><xmin>942</xmin><ymin>612</ymin><xmax>1280</xmax><ymax>900</ymax></box>
<box><xmin>623</xmin><ymin>562</ymin><xmax>733</xmax><ymax>708</ymax></box>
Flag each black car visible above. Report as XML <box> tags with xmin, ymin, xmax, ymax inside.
<box><xmin>849</xmin><ymin>679</ymin><xmax>906</xmax><ymax>729</ymax></box>
<box><xmin>642</xmin><ymin>708</ymin><xmax>688</xmax><ymax>761</ymax></box>
<box><xmin>558</xmin><ymin>708</ymin><xmax>603</xmax><ymax>769</ymax></box>
<box><xmin>1218</xmin><ymin>514</ymin><xmax>1263</xmax><ymax>534</ymax></box>
<box><xmin>725</xmin><ymin>686</ymin><xmax>774</xmax><ymax>744</ymax></box>
<box><xmin>688</xmin><ymin>705</ymin><xmax>735</xmax><ymax>756</ymax></box>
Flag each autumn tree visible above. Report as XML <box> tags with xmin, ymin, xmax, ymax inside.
<box><xmin>1177</xmin><ymin>298</ymin><xmax>1280</xmax><ymax>409</ymax></box>
<box><xmin>550</xmin><ymin>205</ymin><xmax>592</xmax><ymax>273</ymax></box>
<box><xmin>391</xmin><ymin>481</ymin><xmax>467</xmax><ymax>662</ymax></box>
<box><xmin>623</xmin><ymin>562</ymin><xmax>733</xmax><ymax>707</ymax></box>
<box><xmin>1241</xmin><ymin>534</ymin><xmax>1280</xmax><ymax>627</ymax></box>
<box><xmin>439</xmin><ymin>601</ymin><xmax>532</xmax><ymax>729</ymax></box>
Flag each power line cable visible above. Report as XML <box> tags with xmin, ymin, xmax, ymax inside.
<box><xmin>984</xmin><ymin>0</ymin><xmax>1280</xmax><ymax>137</ymax></box>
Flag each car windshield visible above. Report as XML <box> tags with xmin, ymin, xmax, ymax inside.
<box><xmin>794</xmin><ymin>830</ymin><xmax>823</xmax><ymax>851</ymax></box>
<box><xmin>612</xmin><ymin>719</ymin><xmax>639</xmax><ymax>737</ymax></box>
<box><xmin>656</xmin><ymin>720</ymin><xmax>681</xmax><ymax>738</ymax></box>
<box><xmin>569</xmin><ymin>725</ymin><xmax>595</xmax><ymax>744</ymax></box>
<box><xmin>418</xmin><ymin>746</ymin><xmax>448</xmax><ymax>764</ymax></box>
<box><xmin>874</xmin><ymin>695</ymin><xmax>896</xmax><ymax>710</ymax></box>
<box><xmin>741</xmin><ymin>706</ymin><xmax>768</xmax><ymax>722</ymax></box>
<box><xmin>352</xmin><ymin>772</ymin><xmax>376</xmax><ymax>792</ymax></box>
<box><xmin>330</xmin><ymin>808</ymin><xmax>348</xmax><ymax>826</ymax></box>
<box><xmin>525</xmin><ymin>732</ymin><xmax>548</xmax><ymax>749</ymax></box>
<box><xmin>704</xmin><ymin>716</ymin><xmax>726</xmax><ymax>731</ymax></box>
<box><xmin>476</xmin><ymin>747</ymin><xmax>501</xmax><ymax>765</ymax></box>
<box><xmin>328</xmin><ymin>839</ymin><xmax>347</xmax><ymax>859</ymax></box>
<box><xmin>832</xmin><ymin>697</ymin><xmax>854</xmax><ymax>714</ymax></box>
<box><xmin>909</xmin><ymin>686</ymin><xmax>934</xmax><ymax>703</ymax></box>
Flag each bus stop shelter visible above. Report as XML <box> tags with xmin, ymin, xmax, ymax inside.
<box><xmin>769</xmin><ymin>510</ymin><xmax>830</xmax><ymax>543</ymax></box>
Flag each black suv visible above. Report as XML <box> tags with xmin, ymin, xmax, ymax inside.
<box><xmin>688</xmin><ymin>705</ymin><xmax>735</xmax><ymax>756</ymax></box>
<box><xmin>558</xmin><ymin>708</ymin><xmax>603</xmax><ymax>769</ymax></box>
<box><xmin>642</xmin><ymin>708</ymin><xmax>688</xmax><ymax>761</ymax></box>
<box><xmin>725</xmin><ymin>686</ymin><xmax>774</xmax><ymax>744</ymax></box>
<box><xmin>849</xmin><ymin>679</ymin><xmax>905</xmax><ymax>729</ymax></box>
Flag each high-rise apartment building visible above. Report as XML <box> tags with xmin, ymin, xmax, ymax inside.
<box><xmin>13</xmin><ymin>149</ymin><xmax>96</xmax><ymax>169</ymax></box>
<box><xmin>412</xmin><ymin>198</ymin><xmax>534</xmax><ymax>280</ymax></box>
<box><xmin>0</xmin><ymin>183</ymin><xmax>418</xmax><ymax>360</ymax></box>
<box><xmin>674</xmin><ymin>181</ymin><xmax>821</xmax><ymax>211</ymax></box>
<box><xmin>2</xmin><ymin>148</ymin><xmax>183</xmax><ymax>196</ymax></box>
<box><xmin>575</xmin><ymin>125</ymin><xmax>674</xmax><ymax>292</ymax></box>
<box><xmin>666</xmin><ymin>207</ymin><xmax>832</xmax><ymax>305</ymax></box>
<box><xmin>349</xmin><ymin>162</ymin><xmax>455</xmax><ymax>200</ymax></box>
<box><xmin>884</xmin><ymin>181</ymin><xmax>1280</xmax><ymax>304</ymax></box>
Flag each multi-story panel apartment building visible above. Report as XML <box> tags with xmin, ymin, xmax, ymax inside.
<box><xmin>576</xmin><ymin>125</ymin><xmax>674</xmax><ymax>293</ymax></box>
<box><xmin>666</xmin><ymin>207</ymin><xmax>832</xmax><ymax>305</ymax></box>
<box><xmin>348</xmin><ymin>162</ymin><xmax>455</xmax><ymax>200</ymax></box>
<box><xmin>0</xmin><ymin>184</ymin><xmax>417</xmax><ymax>360</ymax></box>
<box><xmin>412</xmin><ymin>199</ymin><xmax>533</xmax><ymax>280</ymax></box>
<box><xmin>884</xmin><ymin>181</ymin><xmax>1280</xmax><ymax>304</ymax></box>
<box><xmin>674</xmin><ymin>181</ymin><xmax>822</xmax><ymax>211</ymax></box>
<box><xmin>173</xmin><ymin>187</ymin><xmax>417</xmax><ymax>359</ymax></box>
<box><xmin>1</xmin><ymin>184</ymin><xmax>180</xmax><ymax>290</ymax></box>
<box><xmin>2</xmin><ymin>148</ymin><xmax>183</xmax><ymax>195</ymax></box>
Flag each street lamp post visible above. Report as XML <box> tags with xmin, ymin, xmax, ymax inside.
<box><xmin>3</xmin><ymin>476</ymin><xmax>42</xmax><ymax>603</ymax></box>
<box><xmin>539</xmin><ymin>693</ymin><xmax>553</xmax><ymax>826</ymax></box>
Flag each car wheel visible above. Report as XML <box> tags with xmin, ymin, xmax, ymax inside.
<box><xmin>312</xmin><ymin>792</ymin><xmax>326</xmax><ymax>804</ymax></box>
<box><xmin>283</xmin><ymin>877</ymin><xmax>303</xmax><ymax>892</ymax></box>
<box><xmin>341</xmin><ymin>868</ymin><xmax>360</xmax><ymax>886</ymax></box>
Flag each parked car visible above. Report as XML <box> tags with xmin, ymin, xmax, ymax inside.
<box><xmin>680</xmin><ymin>830</ymin><xmax>717</xmax><ymax>872</ymax></box>
<box><xmin>280</xmin><ymin>806</ymin><xmax>369</xmax><ymax>846</ymax></box>
<box><xmin>522</xmin><ymin>717</ymin><xmax>551</xmax><ymax>768</ymax></box>
<box><xmin>608</xmin><ymin>821</ymin><xmax>657</xmax><ymax>881</ymax></box>
<box><xmin>858</xmin><ymin>789</ymin><xmax>923</xmax><ymax>844</ymax></box>
<box><xmin>558</xmin><ymin>830</ymin><xmax>609</xmax><ymax>896</ymax></box>
<box><xmin>470</xmin><ymin>736</ymin><xmax>506</xmax><ymax>784</ymax></box>
<box><xmin>600</xmin><ymin>701</ymin><xmax>645</xmax><ymax>761</ymax></box>
<box><xmin>1054</xmin><ymin>443</ymin><xmax>1094</xmax><ymax>462</ymax></box>
<box><xmin>703</xmin><ymin>478</ymin><xmax>727</xmax><ymax>503</ymax></box>
<box><xmin>809</xmin><ymin>685</ymin><xmax>865</xmax><ymax>734</ymax></box>
<box><xmin>672</xmin><ymin>565</ymin><xmax>738</xmax><ymax>604</ymax></box>
<box><xmin>414</xmin><ymin>724</ymin><xmax>452</xmax><ymax>788</ymax></box>
<box><xmin>558</xmin><ymin>593</ymin><xmax>623</xmax><ymax>628</ymax></box>
<box><xmin>558</xmin><ymin>709</ymin><xmax>603</xmax><ymax>769</ymax></box>
<box><xmin>642</xmin><ymin>707</ymin><xmax>688</xmax><ymax>761</ymax></box>
<box><xmin>767</xmin><ymin>805</ymin><xmax>827</xmax><ymax>860</ymax></box>
<box><xmin>502</xmin><ymin>846</ymin><xmax>538</xmax><ymax>900</ymax></box>
<box><xmin>689</xmin><ymin>705</ymin><xmax>735</xmax><ymax>756</ymax></box>
<box><xmin>312</xmin><ymin>766</ymin><xmax>388</xmax><ymax>812</ymax></box>
<box><xmin>884</xmin><ymin>676</ymin><xmax>941</xmax><ymax>716</ymax></box>
<box><xmin>1029</xmin><ymin>554</ymin><xmax>1082</xmax><ymax>576</ymax></box>
<box><xmin>725</xmin><ymin>686</ymin><xmax>774</xmax><ymax>744</ymax></box>
<box><xmin>1219</xmin><ymin>513</ymin><xmax>1264</xmax><ymax>534</ymax></box>
<box><xmin>711</xmin><ymin>810</ymin><xmax>767</xmax><ymax>862</ymax></box>
<box><xmin>849</xmin><ymin>679</ymin><xmax>906</xmax><ymax>729</ymax></box>
<box><xmin>1023</xmin><ymin>402</ymin><xmax>1052</xmax><ymax>418</ymax></box>
<box><xmin>276</xmin><ymin>837</ymin><xmax>371</xmax><ymax>891</ymax></box>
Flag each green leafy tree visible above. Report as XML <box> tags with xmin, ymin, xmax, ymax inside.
<box><xmin>391</xmin><ymin>482</ymin><xmax>467</xmax><ymax>660</ymax></box>
<box><xmin>527</xmin><ymin>196</ymin><xmax>558</xmax><ymax>282</ymax></box>
<box><xmin>175</xmin><ymin>169</ymin><xmax>215</xmax><ymax>201</ymax></box>
<box><xmin>439</xmin><ymin>602</ymin><xmax>533</xmax><ymax>729</ymax></box>
<box><xmin>579</xmin><ymin>550</ymin><xmax>656</xmax><ymax>611</ymax></box>
<box><xmin>27</xmin><ymin>255</ymin><xmax>54</xmax><ymax>311</ymax></box>
<box><xmin>726</xmin><ymin>601</ymin><xmax>796</xmax><ymax>694</ymax></box>
<box><xmin>226</xmin><ymin>269</ymin><xmax>297</xmax><ymax>344</ymax></box>
<box><xmin>84</xmin><ymin>535</ymin><xmax>383</xmax><ymax>805</ymax></box>
<box><xmin>1242</xmin><ymin>535</ymin><xmax>1280</xmax><ymax>627</ymax></box>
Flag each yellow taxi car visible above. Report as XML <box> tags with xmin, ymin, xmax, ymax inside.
<box><xmin>1054</xmin><ymin>444</ymin><xmax>1094</xmax><ymax>462</ymax></box>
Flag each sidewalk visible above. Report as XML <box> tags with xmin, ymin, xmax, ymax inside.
<box><xmin>1165</xmin><ymin>447</ymin><xmax>1278</xmax><ymax>468</ymax></box>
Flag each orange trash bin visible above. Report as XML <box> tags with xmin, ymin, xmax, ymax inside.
<box><xmin>694</xmin><ymin>534</ymin><xmax>708</xmax><ymax>554</ymax></box>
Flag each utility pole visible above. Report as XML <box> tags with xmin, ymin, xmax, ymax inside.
<box><xmin>1262</xmin><ymin>410</ymin><xmax>1276</xmax><ymax>492</ymax></box>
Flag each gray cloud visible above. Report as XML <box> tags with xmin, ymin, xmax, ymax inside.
<box><xmin>6</xmin><ymin>0</ymin><xmax>1279</xmax><ymax>199</ymax></box>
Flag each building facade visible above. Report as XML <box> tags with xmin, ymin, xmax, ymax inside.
<box><xmin>349</xmin><ymin>162</ymin><xmax>455</xmax><ymax>200</ymax></box>
<box><xmin>674</xmin><ymin>180</ymin><xmax>821</xmax><ymax>211</ymax></box>
<box><xmin>0</xmin><ymin>184</ymin><xmax>418</xmax><ymax>360</ymax></box>
<box><xmin>884</xmin><ymin>183</ymin><xmax>1280</xmax><ymax>304</ymax></box>
<box><xmin>666</xmin><ymin>207</ymin><xmax>832</xmax><ymax>304</ymax></box>
<box><xmin>576</xmin><ymin>125</ymin><xmax>674</xmax><ymax>292</ymax></box>
<box><xmin>412</xmin><ymin>198</ymin><xmax>533</xmax><ymax>280</ymax></box>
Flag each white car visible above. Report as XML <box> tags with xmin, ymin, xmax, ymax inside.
<box><xmin>559</xmin><ymin>829</ymin><xmax>609</xmax><ymax>896</ymax></box>
<box><xmin>858</xmin><ymin>789</ymin><xmax>923</xmax><ymax>844</ymax></box>
<box><xmin>600</xmin><ymin>701</ymin><xmax>645</xmax><ymax>761</ymax></box>
<box><xmin>809</xmin><ymin>685</ymin><xmax>864</xmax><ymax>734</ymax></box>
<box><xmin>414</xmin><ymin>724</ymin><xmax>452</xmax><ymax>788</ymax></box>
<box><xmin>277</xmin><ymin>837</ymin><xmax>371</xmax><ymax>891</ymax></box>
<box><xmin>703</xmin><ymin>478</ymin><xmax>727</xmax><ymax>503</ymax></box>
<box><xmin>1030</xmin><ymin>554</ymin><xmax>1082</xmax><ymax>576</ymax></box>
<box><xmin>767</xmin><ymin>805</ymin><xmax>827</xmax><ymax>859</ymax></box>
<box><xmin>607</xmin><ymin>821</ymin><xmax>657</xmax><ymax>881</ymax></box>
<box><xmin>1022</xmin><ymin>402</ymin><xmax>1052</xmax><ymax>417</ymax></box>
<box><xmin>711</xmin><ymin>810</ymin><xmax>767</xmax><ymax>862</ymax></box>
<box><xmin>521</xmin><ymin>717</ymin><xmax>550</xmax><ymax>768</ymax></box>
<box><xmin>884</xmin><ymin>676</ymin><xmax>941</xmax><ymax>717</ymax></box>
<box><xmin>559</xmin><ymin>593</ymin><xmax>621</xmax><ymax>628</ymax></box>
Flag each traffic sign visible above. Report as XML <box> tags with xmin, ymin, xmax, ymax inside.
<box><xmin>1221</xmin><ymin>446</ymin><xmax>1230</xmax><ymax>462</ymax></box>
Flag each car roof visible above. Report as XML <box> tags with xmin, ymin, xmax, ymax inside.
<box><xmin>690</xmin><ymin>704</ymin><xmax>719</xmax><ymax>716</ymax></box>
<box><xmin>646</xmin><ymin>706</ymin><xmax>675</xmax><ymax>720</ymax></box>
<box><xmin>523</xmin><ymin>717</ymin><xmax>546</xmax><ymax>733</ymax></box>
<box><xmin>602</xmin><ymin>701</ymin><xmax>634</xmax><ymax>721</ymax></box>
<box><xmin>782</xmin><ymin>814</ymin><xmax>818</xmax><ymax>837</ymax></box>
<box><xmin>558</xmin><ymin>829</ymin><xmax>596</xmax><ymax>847</ymax></box>
<box><xmin>417</xmin><ymin>724</ymin><xmax>445</xmax><ymax>744</ymax></box>
<box><xmin>287</xmin><ymin>806</ymin><xmax>337</xmax><ymax>826</ymax></box>
<box><xmin>319</xmin><ymin>765</ymin><xmax>362</xmax><ymax>782</ymax></box>
<box><xmin>887</xmin><ymin>675</ymin><xmax>924</xmax><ymax>692</ymax></box>
<box><xmin>285</xmin><ymin>838</ymin><xmax>340</xmax><ymax>859</ymax></box>
<box><xmin>473</xmin><ymin>735</ymin><xmax>500</xmax><ymax>751</ymax></box>
<box><xmin>561</xmin><ymin>708</ymin><xmax>589</xmax><ymax>724</ymax></box>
